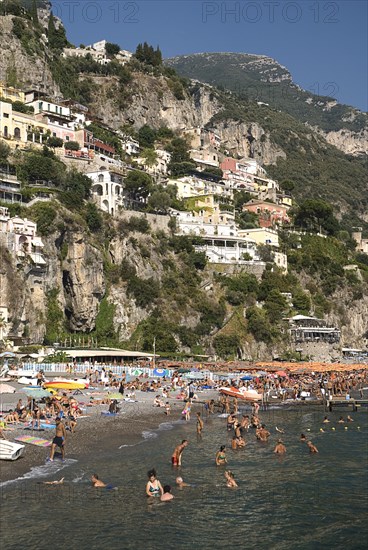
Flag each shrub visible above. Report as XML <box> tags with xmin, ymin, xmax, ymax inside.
<box><xmin>214</xmin><ymin>334</ymin><xmax>240</xmax><ymax>359</ymax></box>
<box><xmin>29</xmin><ymin>203</ymin><xmax>57</xmax><ymax>236</ymax></box>
<box><xmin>64</xmin><ymin>140</ymin><xmax>80</xmax><ymax>151</ymax></box>
<box><xmin>127</xmin><ymin>276</ymin><xmax>160</xmax><ymax>308</ymax></box>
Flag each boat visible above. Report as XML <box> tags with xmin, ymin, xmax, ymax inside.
<box><xmin>18</xmin><ymin>377</ymin><xmax>38</xmax><ymax>385</ymax></box>
<box><xmin>7</xmin><ymin>370</ymin><xmax>37</xmax><ymax>378</ymax></box>
<box><xmin>43</xmin><ymin>379</ymin><xmax>88</xmax><ymax>390</ymax></box>
<box><xmin>0</xmin><ymin>440</ymin><xmax>25</xmax><ymax>461</ymax></box>
<box><xmin>219</xmin><ymin>386</ymin><xmax>263</xmax><ymax>401</ymax></box>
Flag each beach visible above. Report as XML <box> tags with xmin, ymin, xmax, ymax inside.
<box><xmin>0</xmin><ymin>382</ymin><xmax>216</xmax><ymax>484</ymax></box>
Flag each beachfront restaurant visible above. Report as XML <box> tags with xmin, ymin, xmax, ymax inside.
<box><xmin>63</xmin><ymin>348</ymin><xmax>156</xmax><ymax>365</ymax></box>
<box><xmin>286</xmin><ymin>315</ymin><xmax>341</xmax><ymax>344</ymax></box>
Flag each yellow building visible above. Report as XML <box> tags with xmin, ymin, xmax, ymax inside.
<box><xmin>0</xmin><ymin>83</ymin><xmax>26</xmax><ymax>104</ymax></box>
<box><xmin>0</xmin><ymin>100</ymin><xmax>48</xmax><ymax>147</ymax></box>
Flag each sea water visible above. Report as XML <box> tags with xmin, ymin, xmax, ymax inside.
<box><xmin>1</xmin><ymin>407</ymin><xmax>367</xmax><ymax>550</ymax></box>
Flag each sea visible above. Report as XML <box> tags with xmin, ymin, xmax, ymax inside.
<box><xmin>1</xmin><ymin>406</ymin><xmax>367</xmax><ymax>550</ymax></box>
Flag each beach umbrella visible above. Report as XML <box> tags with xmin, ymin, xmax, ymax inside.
<box><xmin>276</xmin><ymin>370</ymin><xmax>288</xmax><ymax>377</ymax></box>
<box><xmin>153</xmin><ymin>368</ymin><xmax>167</xmax><ymax>377</ymax></box>
<box><xmin>106</xmin><ymin>392</ymin><xmax>125</xmax><ymax>400</ymax></box>
<box><xmin>241</xmin><ymin>375</ymin><xmax>253</xmax><ymax>381</ymax></box>
<box><xmin>0</xmin><ymin>383</ymin><xmax>16</xmax><ymax>394</ymax></box>
<box><xmin>178</xmin><ymin>368</ymin><xmax>191</xmax><ymax>373</ymax></box>
<box><xmin>23</xmin><ymin>388</ymin><xmax>52</xmax><ymax>399</ymax></box>
<box><xmin>0</xmin><ymin>352</ymin><xmax>16</xmax><ymax>358</ymax></box>
<box><xmin>131</xmin><ymin>369</ymin><xmax>143</xmax><ymax>376</ymax></box>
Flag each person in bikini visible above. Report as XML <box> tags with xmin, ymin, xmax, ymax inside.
<box><xmin>146</xmin><ymin>469</ymin><xmax>163</xmax><ymax>497</ymax></box>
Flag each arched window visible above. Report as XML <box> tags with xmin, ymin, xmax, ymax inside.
<box><xmin>3</xmin><ymin>126</ymin><xmax>8</xmax><ymax>138</ymax></box>
<box><xmin>98</xmin><ymin>174</ymin><xmax>104</xmax><ymax>182</ymax></box>
<box><xmin>14</xmin><ymin>127</ymin><xmax>21</xmax><ymax>140</ymax></box>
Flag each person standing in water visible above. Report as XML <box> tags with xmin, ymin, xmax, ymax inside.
<box><xmin>215</xmin><ymin>445</ymin><xmax>227</xmax><ymax>465</ymax></box>
<box><xmin>307</xmin><ymin>441</ymin><xmax>319</xmax><ymax>453</ymax></box>
<box><xmin>274</xmin><ymin>439</ymin><xmax>286</xmax><ymax>454</ymax></box>
<box><xmin>171</xmin><ymin>440</ymin><xmax>188</xmax><ymax>466</ymax></box>
<box><xmin>196</xmin><ymin>412</ymin><xmax>204</xmax><ymax>436</ymax></box>
<box><xmin>146</xmin><ymin>469</ymin><xmax>163</xmax><ymax>497</ymax></box>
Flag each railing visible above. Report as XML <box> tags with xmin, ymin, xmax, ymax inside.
<box><xmin>21</xmin><ymin>363</ymin><xmax>175</xmax><ymax>378</ymax></box>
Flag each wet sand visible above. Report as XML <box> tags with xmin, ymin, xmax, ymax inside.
<box><xmin>0</xmin><ymin>387</ymin><xmax>214</xmax><ymax>484</ymax></box>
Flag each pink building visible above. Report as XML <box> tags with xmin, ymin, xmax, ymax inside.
<box><xmin>243</xmin><ymin>200</ymin><xmax>290</xmax><ymax>228</ymax></box>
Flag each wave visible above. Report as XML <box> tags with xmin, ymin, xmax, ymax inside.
<box><xmin>0</xmin><ymin>458</ymin><xmax>78</xmax><ymax>488</ymax></box>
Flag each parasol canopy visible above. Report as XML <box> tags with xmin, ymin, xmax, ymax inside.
<box><xmin>153</xmin><ymin>368</ymin><xmax>167</xmax><ymax>377</ymax></box>
<box><xmin>0</xmin><ymin>383</ymin><xmax>17</xmax><ymax>394</ymax></box>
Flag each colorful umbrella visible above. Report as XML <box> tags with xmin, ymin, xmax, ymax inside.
<box><xmin>106</xmin><ymin>392</ymin><xmax>125</xmax><ymax>400</ymax></box>
<box><xmin>24</xmin><ymin>388</ymin><xmax>52</xmax><ymax>399</ymax></box>
<box><xmin>131</xmin><ymin>369</ymin><xmax>143</xmax><ymax>376</ymax></box>
<box><xmin>153</xmin><ymin>368</ymin><xmax>167</xmax><ymax>377</ymax></box>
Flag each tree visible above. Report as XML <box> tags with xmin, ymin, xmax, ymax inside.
<box><xmin>293</xmin><ymin>199</ymin><xmax>339</xmax><ymax>236</ymax></box>
<box><xmin>257</xmin><ymin>244</ymin><xmax>275</xmax><ymax>263</ymax></box>
<box><xmin>141</xmin><ymin>148</ymin><xmax>158</xmax><ymax>167</ymax></box>
<box><xmin>292</xmin><ymin>288</ymin><xmax>311</xmax><ymax>314</ymax></box>
<box><xmin>64</xmin><ymin>141</ymin><xmax>80</xmax><ymax>151</ymax></box>
<box><xmin>124</xmin><ymin>170</ymin><xmax>152</xmax><ymax>204</ymax></box>
<box><xmin>47</xmin><ymin>136</ymin><xmax>64</xmax><ymax>148</ymax></box>
<box><xmin>138</xmin><ymin>125</ymin><xmax>156</xmax><ymax>149</ymax></box>
<box><xmin>135</xmin><ymin>42</ymin><xmax>162</xmax><ymax>66</ymax></box>
<box><xmin>105</xmin><ymin>42</ymin><xmax>120</xmax><ymax>56</ymax></box>
<box><xmin>264</xmin><ymin>289</ymin><xmax>288</xmax><ymax>322</ymax></box>
<box><xmin>147</xmin><ymin>190</ymin><xmax>172</xmax><ymax>213</ymax></box>
<box><xmin>85</xmin><ymin>202</ymin><xmax>102</xmax><ymax>232</ymax></box>
<box><xmin>280</xmin><ymin>179</ymin><xmax>295</xmax><ymax>193</ymax></box>
<box><xmin>214</xmin><ymin>334</ymin><xmax>240</xmax><ymax>359</ymax></box>
<box><xmin>30</xmin><ymin>0</ymin><xmax>39</xmax><ymax>25</ymax></box>
<box><xmin>0</xmin><ymin>142</ymin><xmax>10</xmax><ymax>164</ymax></box>
<box><xmin>246</xmin><ymin>307</ymin><xmax>273</xmax><ymax>343</ymax></box>
<box><xmin>61</xmin><ymin>170</ymin><xmax>91</xmax><ymax>210</ymax></box>
<box><xmin>47</xmin><ymin>12</ymin><xmax>68</xmax><ymax>51</ymax></box>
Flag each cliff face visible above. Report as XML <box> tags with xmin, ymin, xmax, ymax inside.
<box><xmin>0</xmin><ymin>15</ymin><xmax>59</xmax><ymax>95</ymax></box>
<box><xmin>211</xmin><ymin>120</ymin><xmax>287</xmax><ymax>165</ymax></box>
<box><xmin>88</xmin><ymin>74</ymin><xmax>221</xmax><ymax>132</ymax></box>
<box><xmin>314</xmin><ymin>127</ymin><xmax>368</xmax><ymax>157</ymax></box>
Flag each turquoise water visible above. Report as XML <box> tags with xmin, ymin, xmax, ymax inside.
<box><xmin>1</xmin><ymin>407</ymin><xmax>367</xmax><ymax>550</ymax></box>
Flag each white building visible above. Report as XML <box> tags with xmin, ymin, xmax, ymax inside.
<box><xmin>0</xmin><ymin>206</ymin><xmax>46</xmax><ymax>267</ymax></box>
<box><xmin>238</xmin><ymin>227</ymin><xmax>280</xmax><ymax>247</ymax></box>
<box><xmin>87</xmin><ymin>170</ymin><xmax>124</xmax><ymax>216</ymax></box>
<box><xmin>173</xmin><ymin>210</ymin><xmax>237</xmax><ymax>238</ymax></box>
<box><xmin>120</xmin><ymin>137</ymin><xmax>140</xmax><ymax>156</ymax></box>
<box><xmin>194</xmin><ymin>235</ymin><xmax>259</xmax><ymax>264</ymax></box>
<box><xmin>62</xmin><ymin>40</ymin><xmax>133</xmax><ymax>67</ymax></box>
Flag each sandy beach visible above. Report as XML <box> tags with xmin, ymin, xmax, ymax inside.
<box><xmin>0</xmin><ymin>383</ymin><xmax>215</xmax><ymax>484</ymax></box>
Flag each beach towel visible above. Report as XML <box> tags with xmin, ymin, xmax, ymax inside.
<box><xmin>14</xmin><ymin>435</ymin><xmax>52</xmax><ymax>447</ymax></box>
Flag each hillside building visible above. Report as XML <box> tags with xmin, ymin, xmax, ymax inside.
<box><xmin>87</xmin><ymin>169</ymin><xmax>124</xmax><ymax>215</ymax></box>
<box><xmin>286</xmin><ymin>315</ymin><xmax>341</xmax><ymax>344</ymax></box>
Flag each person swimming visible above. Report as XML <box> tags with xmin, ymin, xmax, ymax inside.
<box><xmin>176</xmin><ymin>476</ymin><xmax>190</xmax><ymax>488</ymax></box>
<box><xmin>274</xmin><ymin>439</ymin><xmax>286</xmax><ymax>454</ymax></box>
<box><xmin>160</xmin><ymin>485</ymin><xmax>174</xmax><ymax>501</ymax></box>
<box><xmin>300</xmin><ymin>433</ymin><xmax>307</xmax><ymax>441</ymax></box>
<box><xmin>91</xmin><ymin>474</ymin><xmax>106</xmax><ymax>488</ymax></box>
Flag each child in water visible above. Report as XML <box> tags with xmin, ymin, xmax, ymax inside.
<box><xmin>225</xmin><ymin>471</ymin><xmax>238</xmax><ymax>488</ymax></box>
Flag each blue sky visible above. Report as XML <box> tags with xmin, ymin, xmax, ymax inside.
<box><xmin>53</xmin><ymin>1</ymin><xmax>367</xmax><ymax>110</ymax></box>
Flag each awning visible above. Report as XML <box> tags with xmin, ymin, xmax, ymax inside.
<box><xmin>30</xmin><ymin>253</ymin><xmax>47</xmax><ymax>265</ymax></box>
<box><xmin>31</xmin><ymin>238</ymin><xmax>44</xmax><ymax>248</ymax></box>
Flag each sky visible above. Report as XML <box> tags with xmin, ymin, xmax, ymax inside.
<box><xmin>53</xmin><ymin>0</ymin><xmax>367</xmax><ymax>110</ymax></box>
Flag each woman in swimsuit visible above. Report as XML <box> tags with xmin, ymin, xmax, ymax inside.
<box><xmin>215</xmin><ymin>445</ymin><xmax>227</xmax><ymax>466</ymax></box>
<box><xmin>146</xmin><ymin>469</ymin><xmax>163</xmax><ymax>497</ymax></box>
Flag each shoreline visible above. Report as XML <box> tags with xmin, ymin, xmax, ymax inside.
<box><xmin>0</xmin><ymin>391</ymin><xmax>212</xmax><ymax>485</ymax></box>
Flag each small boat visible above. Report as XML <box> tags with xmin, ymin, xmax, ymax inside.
<box><xmin>219</xmin><ymin>386</ymin><xmax>263</xmax><ymax>401</ymax></box>
<box><xmin>18</xmin><ymin>377</ymin><xmax>38</xmax><ymax>385</ymax></box>
<box><xmin>44</xmin><ymin>379</ymin><xmax>88</xmax><ymax>390</ymax></box>
<box><xmin>7</xmin><ymin>370</ymin><xmax>37</xmax><ymax>378</ymax></box>
<box><xmin>0</xmin><ymin>440</ymin><xmax>25</xmax><ymax>461</ymax></box>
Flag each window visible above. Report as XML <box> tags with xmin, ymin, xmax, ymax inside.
<box><xmin>39</xmin><ymin>102</ymin><xmax>43</xmax><ymax>111</ymax></box>
<box><xmin>4</xmin><ymin>113</ymin><xmax>9</xmax><ymax>118</ymax></box>
<box><xmin>3</xmin><ymin>126</ymin><xmax>8</xmax><ymax>138</ymax></box>
<box><xmin>53</xmin><ymin>132</ymin><xmax>56</xmax><ymax>137</ymax></box>
<box><xmin>14</xmin><ymin>127</ymin><xmax>21</xmax><ymax>139</ymax></box>
<box><xmin>65</xmin><ymin>136</ymin><xmax>70</xmax><ymax>141</ymax></box>
<box><xmin>48</xmin><ymin>104</ymin><xmax>51</xmax><ymax>111</ymax></box>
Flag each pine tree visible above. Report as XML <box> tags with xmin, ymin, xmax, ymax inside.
<box><xmin>30</xmin><ymin>0</ymin><xmax>39</xmax><ymax>25</ymax></box>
